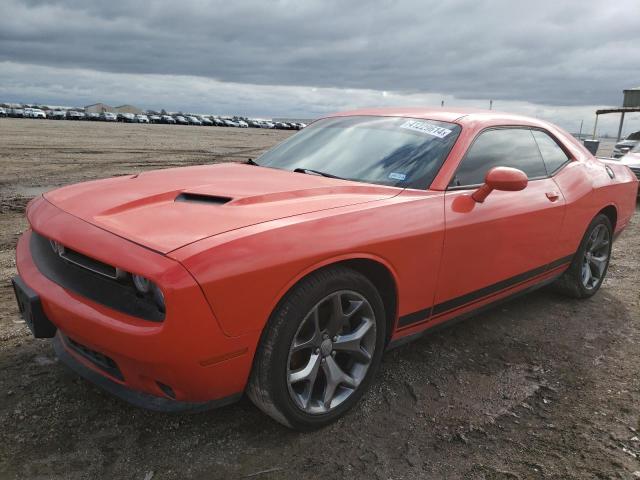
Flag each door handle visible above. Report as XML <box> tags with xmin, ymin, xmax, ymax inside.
<box><xmin>545</xmin><ymin>191</ymin><xmax>560</xmax><ymax>202</ymax></box>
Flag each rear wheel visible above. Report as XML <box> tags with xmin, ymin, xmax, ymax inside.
<box><xmin>554</xmin><ymin>214</ymin><xmax>612</xmax><ymax>298</ymax></box>
<box><xmin>247</xmin><ymin>266</ymin><xmax>386</xmax><ymax>430</ymax></box>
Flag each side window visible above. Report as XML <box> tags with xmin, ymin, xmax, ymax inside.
<box><xmin>451</xmin><ymin>128</ymin><xmax>547</xmax><ymax>187</ymax></box>
<box><xmin>531</xmin><ymin>130</ymin><xmax>570</xmax><ymax>174</ymax></box>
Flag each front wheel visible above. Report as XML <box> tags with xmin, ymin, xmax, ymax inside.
<box><xmin>247</xmin><ymin>266</ymin><xmax>386</xmax><ymax>430</ymax></box>
<box><xmin>554</xmin><ymin>214</ymin><xmax>612</xmax><ymax>298</ymax></box>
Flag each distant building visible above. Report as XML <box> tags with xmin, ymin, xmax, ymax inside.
<box><xmin>623</xmin><ymin>87</ymin><xmax>640</xmax><ymax>108</ymax></box>
<box><xmin>85</xmin><ymin>103</ymin><xmax>114</xmax><ymax>113</ymax></box>
<box><xmin>114</xmin><ymin>104</ymin><xmax>143</xmax><ymax>115</ymax></box>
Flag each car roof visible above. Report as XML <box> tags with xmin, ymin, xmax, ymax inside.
<box><xmin>324</xmin><ymin>107</ymin><xmax>554</xmax><ymax>129</ymax></box>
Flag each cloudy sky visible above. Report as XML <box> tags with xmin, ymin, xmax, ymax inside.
<box><xmin>1</xmin><ymin>0</ymin><xmax>639</xmax><ymax>134</ymax></box>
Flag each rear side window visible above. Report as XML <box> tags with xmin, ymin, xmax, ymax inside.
<box><xmin>531</xmin><ymin>130</ymin><xmax>570</xmax><ymax>174</ymax></box>
<box><xmin>451</xmin><ymin>128</ymin><xmax>547</xmax><ymax>187</ymax></box>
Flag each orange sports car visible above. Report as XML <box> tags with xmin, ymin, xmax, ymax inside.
<box><xmin>12</xmin><ymin>108</ymin><xmax>638</xmax><ymax>430</ymax></box>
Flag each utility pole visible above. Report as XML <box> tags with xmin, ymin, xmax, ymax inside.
<box><xmin>616</xmin><ymin>112</ymin><xmax>626</xmax><ymax>142</ymax></box>
<box><xmin>578</xmin><ymin>120</ymin><xmax>583</xmax><ymax>138</ymax></box>
<box><xmin>489</xmin><ymin>99</ymin><xmax>493</xmax><ymax>110</ymax></box>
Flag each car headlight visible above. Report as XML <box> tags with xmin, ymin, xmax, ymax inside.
<box><xmin>132</xmin><ymin>274</ymin><xmax>151</xmax><ymax>293</ymax></box>
<box><xmin>132</xmin><ymin>274</ymin><xmax>165</xmax><ymax>313</ymax></box>
<box><xmin>152</xmin><ymin>286</ymin><xmax>165</xmax><ymax>313</ymax></box>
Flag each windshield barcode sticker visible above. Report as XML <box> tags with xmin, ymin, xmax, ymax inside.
<box><xmin>389</xmin><ymin>172</ymin><xmax>407</xmax><ymax>181</ymax></box>
<box><xmin>400</xmin><ymin>120</ymin><xmax>452</xmax><ymax>138</ymax></box>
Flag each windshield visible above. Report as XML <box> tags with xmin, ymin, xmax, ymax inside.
<box><xmin>256</xmin><ymin>116</ymin><xmax>461</xmax><ymax>188</ymax></box>
<box><xmin>627</xmin><ymin>131</ymin><xmax>640</xmax><ymax>141</ymax></box>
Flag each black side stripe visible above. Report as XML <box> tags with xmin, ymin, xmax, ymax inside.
<box><xmin>397</xmin><ymin>253</ymin><xmax>574</xmax><ymax>328</ymax></box>
<box><xmin>396</xmin><ymin>307</ymin><xmax>432</xmax><ymax>328</ymax></box>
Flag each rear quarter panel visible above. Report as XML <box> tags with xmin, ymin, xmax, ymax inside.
<box><xmin>598</xmin><ymin>160</ymin><xmax>639</xmax><ymax>231</ymax></box>
<box><xmin>552</xmin><ymin>156</ymin><xmax>637</xmax><ymax>254</ymax></box>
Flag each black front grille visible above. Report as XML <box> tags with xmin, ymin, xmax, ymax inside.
<box><xmin>58</xmin><ymin>246</ymin><xmax>119</xmax><ymax>279</ymax></box>
<box><xmin>30</xmin><ymin>231</ymin><xmax>165</xmax><ymax>322</ymax></box>
<box><xmin>65</xmin><ymin>335</ymin><xmax>124</xmax><ymax>381</ymax></box>
<box><xmin>630</xmin><ymin>167</ymin><xmax>640</xmax><ymax>180</ymax></box>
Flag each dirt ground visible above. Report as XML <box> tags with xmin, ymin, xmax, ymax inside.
<box><xmin>0</xmin><ymin>118</ymin><xmax>638</xmax><ymax>480</ymax></box>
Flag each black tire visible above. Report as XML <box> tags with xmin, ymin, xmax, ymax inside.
<box><xmin>247</xmin><ymin>266</ymin><xmax>386</xmax><ymax>430</ymax></box>
<box><xmin>554</xmin><ymin>214</ymin><xmax>612</xmax><ymax>298</ymax></box>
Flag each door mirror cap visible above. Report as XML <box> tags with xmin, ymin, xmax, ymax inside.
<box><xmin>471</xmin><ymin>166</ymin><xmax>528</xmax><ymax>203</ymax></box>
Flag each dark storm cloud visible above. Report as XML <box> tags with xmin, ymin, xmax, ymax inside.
<box><xmin>1</xmin><ymin>0</ymin><xmax>639</xmax><ymax>106</ymax></box>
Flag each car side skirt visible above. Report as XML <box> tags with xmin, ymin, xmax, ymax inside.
<box><xmin>387</xmin><ymin>253</ymin><xmax>575</xmax><ymax>348</ymax></box>
<box><xmin>386</xmin><ymin>267</ymin><xmax>566</xmax><ymax>351</ymax></box>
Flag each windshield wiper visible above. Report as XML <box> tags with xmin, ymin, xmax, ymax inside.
<box><xmin>293</xmin><ymin>168</ymin><xmax>344</xmax><ymax>179</ymax></box>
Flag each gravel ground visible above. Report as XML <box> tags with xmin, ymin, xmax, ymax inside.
<box><xmin>0</xmin><ymin>118</ymin><xmax>638</xmax><ymax>480</ymax></box>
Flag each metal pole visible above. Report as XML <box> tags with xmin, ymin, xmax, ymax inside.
<box><xmin>616</xmin><ymin>111</ymin><xmax>626</xmax><ymax>142</ymax></box>
<box><xmin>592</xmin><ymin>114</ymin><xmax>599</xmax><ymax>140</ymax></box>
<box><xmin>489</xmin><ymin>100</ymin><xmax>493</xmax><ymax>110</ymax></box>
<box><xmin>578</xmin><ymin>120</ymin><xmax>583</xmax><ymax>138</ymax></box>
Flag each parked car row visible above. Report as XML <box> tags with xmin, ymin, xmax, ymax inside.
<box><xmin>146</xmin><ymin>115</ymin><xmax>305</xmax><ymax>129</ymax></box>
<box><xmin>0</xmin><ymin>107</ymin><xmax>307</xmax><ymax>130</ymax></box>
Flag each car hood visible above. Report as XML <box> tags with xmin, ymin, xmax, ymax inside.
<box><xmin>44</xmin><ymin>163</ymin><xmax>399</xmax><ymax>253</ymax></box>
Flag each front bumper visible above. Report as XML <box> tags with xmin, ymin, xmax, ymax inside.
<box><xmin>15</xmin><ymin>197</ymin><xmax>260</xmax><ymax>407</ymax></box>
<box><xmin>53</xmin><ymin>333</ymin><xmax>241</xmax><ymax>412</ymax></box>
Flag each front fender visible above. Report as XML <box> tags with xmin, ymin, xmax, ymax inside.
<box><xmin>170</xmin><ymin>192</ymin><xmax>445</xmax><ymax>337</ymax></box>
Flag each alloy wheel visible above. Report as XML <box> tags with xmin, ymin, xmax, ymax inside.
<box><xmin>286</xmin><ymin>290</ymin><xmax>377</xmax><ymax>414</ymax></box>
<box><xmin>581</xmin><ymin>224</ymin><xmax>610</xmax><ymax>290</ymax></box>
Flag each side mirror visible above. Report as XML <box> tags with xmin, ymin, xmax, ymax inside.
<box><xmin>471</xmin><ymin>166</ymin><xmax>528</xmax><ymax>203</ymax></box>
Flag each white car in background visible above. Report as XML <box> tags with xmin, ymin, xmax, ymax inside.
<box><xmin>237</xmin><ymin>120</ymin><xmax>249</xmax><ymax>128</ymax></box>
<box><xmin>24</xmin><ymin>108</ymin><xmax>47</xmax><ymax>119</ymax></box>
<box><xmin>619</xmin><ymin>143</ymin><xmax>640</xmax><ymax>193</ymax></box>
<box><xmin>100</xmin><ymin>112</ymin><xmax>117</xmax><ymax>122</ymax></box>
<box><xmin>0</xmin><ymin>107</ymin><xmax>7</xmax><ymax>117</ymax></box>
<box><xmin>613</xmin><ymin>131</ymin><xmax>640</xmax><ymax>158</ymax></box>
<box><xmin>135</xmin><ymin>114</ymin><xmax>150</xmax><ymax>123</ymax></box>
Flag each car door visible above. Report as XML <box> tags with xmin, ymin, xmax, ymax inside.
<box><xmin>432</xmin><ymin>127</ymin><xmax>566</xmax><ymax>317</ymax></box>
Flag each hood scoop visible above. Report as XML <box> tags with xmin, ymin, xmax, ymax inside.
<box><xmin>175</xmin><ymin>192</ymin><xmax>232</xmax><ymax>205</ymax></box>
